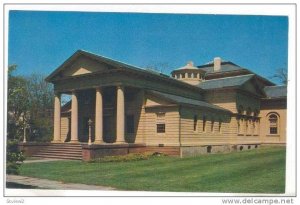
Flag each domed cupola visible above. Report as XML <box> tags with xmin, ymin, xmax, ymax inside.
<box><xmin>171</xmin><ymin>61</ymin><xmax>205</xmax><ymax>85</ymax></box>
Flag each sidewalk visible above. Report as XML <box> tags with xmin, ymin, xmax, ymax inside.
<box><xmin>6</xmin><ymin>175</ymin><xmax>116</xmax><ymax>190</ymax></box>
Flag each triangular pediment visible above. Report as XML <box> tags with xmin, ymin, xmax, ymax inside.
<box><xmin>61</xmin><ymin>55</ymin><xmax>110</xmax><ymax>77</ymax></box>
<box><xmin>46</xmin><ymin>50</ymin><xmax>119</xmax><ymax>82</ymax></box>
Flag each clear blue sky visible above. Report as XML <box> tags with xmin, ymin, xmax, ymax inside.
<box><xmin>8</xmin><ymin>11</ymin><xmax>288</xmax><ymax>84</ymax></box>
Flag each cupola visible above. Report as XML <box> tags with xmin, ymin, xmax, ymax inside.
<box><xmin>171</xmin><ymin>61</ymin><xmax>205</xmax><ymax>85</ymax></box>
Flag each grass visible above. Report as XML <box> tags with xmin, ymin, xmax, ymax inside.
<box><xmin>18</xmin><ymin>146</ymin><xmax>286</xmax><ymax>193</ymax></box>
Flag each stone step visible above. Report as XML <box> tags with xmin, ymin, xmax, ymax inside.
<box><xmin>38</xmin><ymin>150</ymin><xmax>82</xmax><ymax>155</ymax></box>
<box><xmin>32</xmin><ymin>154</ymin><xmax>82</xmax><ymax>160</ymax></box>
<box><xmin>31</xmin><ymin>143</ymin><xmax>83</xmax><ymax>160</ymax></box>
<box><xmin>48</xmin><ymin>144</ymin><xmax>83</xmax><ymax>148</ymax></box>
<box><xmin>41</xmin><ymin>147</ymin><xmax>82</xmax><ymax>151</ymax></box>
<box><xmin>33</xmin><ymin>152</ymin><xmax>82</xmax><ymax>157</ymax></box>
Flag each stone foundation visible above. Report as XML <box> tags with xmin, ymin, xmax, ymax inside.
<box><xmin>82</xmin><ymin>143</ymin><xmax>147</xmax><ymax>161</ymax></box>
<box><xmin>18</xmin><ymin>142</ymin><xmax>268</xmax><ymax>161</ymax></box>
<box><xmin>180</xmin><ymin>144</ymin><xmax>261</xmax><ymax>157</ymax></box>
<box><xmin>18</xmin><ymin>142</ymin><xmax>51</xmax><ymax>157</ymax></box>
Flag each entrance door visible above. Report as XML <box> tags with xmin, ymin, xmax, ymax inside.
<box><xmin>103</xmin><ymin>115</ymin><xmax>114</xmax><ymax>143</ymax></box>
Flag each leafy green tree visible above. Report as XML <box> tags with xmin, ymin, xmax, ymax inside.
<box><xmin>7</xmin><ymin>66</ymin><xmax>54</xmax><ymax>142</ymax></box>
<box><xmin>7</xmin><ymin>65</ymin><xmax>30</xmax><ymax>140</ymax></box>
<box><xmin>26</xmin><ymin>73</ymin><xmax>54</xmax><ymax>142</ymax></box>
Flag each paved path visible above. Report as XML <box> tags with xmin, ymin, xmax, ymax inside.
<box><xmin>6</xmin><ymin>175</ymin><xmax>116</xmax><ymax>190</ymax></box>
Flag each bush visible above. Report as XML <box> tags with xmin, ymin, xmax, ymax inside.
<box><xmin>6</xmin><ymin>140</ymin><xmax>25</xmax><ymax>175</ymax></box>
<box><xmin>90</xmin><ymin>152</ymin><xmax>167</xmax><ymax>163</ymax></box>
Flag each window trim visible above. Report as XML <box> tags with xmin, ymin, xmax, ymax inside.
<box><xmin>267</xmin><ymin>113</ymin><xmax>280</xmax><ymax>136</ymax></box>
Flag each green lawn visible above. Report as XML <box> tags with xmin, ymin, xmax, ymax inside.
<box><xmin>19</xmin><ymin>146</ymin><xmax>286</xmax><ymax>193</ymax></box>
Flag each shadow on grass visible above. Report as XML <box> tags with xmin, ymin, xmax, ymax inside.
<box><xmin>6</xmin><ymin>182</ymin><xmax>40</xmax><ymax>189</ymax></box>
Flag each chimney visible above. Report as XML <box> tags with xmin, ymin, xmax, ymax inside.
<box><xmin>213</xmin><ymin>57</ymin><xmax>221</xmax><ymax>72</ymax></box>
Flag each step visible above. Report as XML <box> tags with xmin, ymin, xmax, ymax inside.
<box><xmin>32</xmin><ymin>154</ymin><xmax>82</xmax><ymax>160</ymax></box>
<box><xmin>33</xmin><ymin>152</ymin><xmax>82</xmax><ymax>157</ymax></box>
<box><xmin>40</xmin><ymin>147</ymin><xmax>82</xmax><ymax>152</ymax></box>
<box><xmin>37</xmin><ymin>151</ymin><xmax>82</xmax><ymax>156</ymax></box>
<box><xmin>33</xmin><ymin>153</ymin><xmax>82</xmax><ymax>158</ymax></box>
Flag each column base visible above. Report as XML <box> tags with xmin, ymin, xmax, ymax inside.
<box><xmin>114</xmin><ymin>141</ymin><xmax>127</xmax><ymax>144</ymax></box>
<box><xmin>51</xmin><ymin>140</ymin><xmax>61</xmax><ymax>143</ymax></box>
<box><xmin>93</xmin><ymin>140</ymin><xmax>105</xmax><ymax>144</ymax></box>
<box><xmin>69</xmin><ymin>140</ymin><xmax>79</xmax><ymax>143</ymax></box>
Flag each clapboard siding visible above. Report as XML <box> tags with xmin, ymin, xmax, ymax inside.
<box><xmin>144</xmin><ymin>107</ymin><xmax>180</xmax><ymax>146</ymax></box>
<box><xmin>204</xmin><ymin>90</ymin><xmax>237</xmax><ymax>113</ymax></box>
<box><xmin>179</xmin><ymin>107</ymin><xmax>235</xmax><ymax>145</ymax></box>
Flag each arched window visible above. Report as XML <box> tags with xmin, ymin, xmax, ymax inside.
<box><xmin>269</xmin><ymin>114</ymin><xmax>279</xmax><ymax>135</ymax></box>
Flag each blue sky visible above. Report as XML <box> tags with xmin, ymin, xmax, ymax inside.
<box><xmin>8</xmin><ymin>11</ymin><xmax>288</xmax><ymax>84</ymax></box>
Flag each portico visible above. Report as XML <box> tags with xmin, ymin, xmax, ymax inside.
<box><xmin>53</xmin><ymin>85</ymin><xmax>127</xmax><ymax>144</ymax></box>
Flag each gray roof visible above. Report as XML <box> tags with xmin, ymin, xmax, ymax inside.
<box><xmin>197</xmin><ymin>62</ymin><xmax>250</xmax><ymax>74</ymax></box>
<box><xmin>264</xmin><ymin>85</ymin><xmax>287</xmax><ymax>98</ymax></box>
<box><xmin>197</xmin><ymin>74</ymin><xmax>255</xmax><ymax>90</ymax></box>
<box><xmin>148</xmin><ymin>90</ymin><xmax>231</xmax><ymax>113</ymax></box>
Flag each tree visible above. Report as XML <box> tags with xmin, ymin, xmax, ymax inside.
<box><xmin>271</xmin><ymin>68</ymin><xmax>288</xmax><ymax>85</ymax></box>
<box><xmin>7</xmin><ymin>66</ymin><xmax>54</xmax><ymax>142</ymax></box>
<box><xmin>7</xmin><ymin>65</ymin><xmax>30</xmax><ymax>140</ymax></box>
<box><xmin>26</xmin><ymin>73</ymin><xmax>54</xmax><ymax>142</ymax></box>
<box><xmin>143</xmin><ymin>62</ymin><xmax>171</xmax><ymax>74</ymax></box>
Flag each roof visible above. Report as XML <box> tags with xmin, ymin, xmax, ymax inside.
<box><xmin>197</xmin><ymin>74</ymin><xmax>255</xmax><ymax>90</ymax></box>
<box><xmin>46</xmin><ymin>49</ymin><xmax>171</xmax><ymax>81</ymax></box>
<box><xmin>197</xmin><ymin>61</ymin><xmax>249</xmax><ymax>74</ymax></box>
<box><xmin>46</xmin><ymin>50</ymin><xmax>204</xmax><ymax>93</ymax></box>
<box><xmin>147</xmin><ymin>90</ymin><xmax>231</xmax><ymax>113</ymax></box>
<box><xmin>197</xmin><ymin>61</ymin><xmax>275</xmax><ymax>86</ymax></box>
<box><xmin>264</xmin><ymin>85</ymin><xmax>287</xmax><ymax>98</ymax></box>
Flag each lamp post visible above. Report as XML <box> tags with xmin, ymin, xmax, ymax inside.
<box><xmin>23</xmin><ymin>122</ymin><xmax>27</xmax><ymax>143</ymax></box>
<box><xmin>88</xmin><ymin>118</ymin><xmax>93</xmax><ymax>145</ymax></box>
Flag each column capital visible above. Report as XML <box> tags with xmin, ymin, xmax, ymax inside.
<box><xmin>95</xmin><ymin>87</ymin><xmax>102</xmax><ymax>92</ymax></box>
<box><xmin>116</xmin><ymin>85</ymin><xmax>124</xmax><ymax>90</ymax></box>
<box><xmin>71</xmin><ymin>89</ymin><xmax>77</xmax><ymax>95</ymax></box>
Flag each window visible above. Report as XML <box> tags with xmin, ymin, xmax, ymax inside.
<box><xmin>211</xmin><ymin>119</ymin><xmax>214</xmax><ymax>133</ymax></box>
<box><xmin>245</xmin><ymin>120</ymin><xmax>249</xmax><ymax>135</ymax></box>
<box><xmin>181</xmin><ymin>73</ymin><xmax>185</xmax><ymax>78</ymax></box>
<box><xmin>269</xmin><ymin>114</ymin><xmax>279</xmax><ymax>134</ymax></box>
<box><xmin>202</xmin><ymin>116</ymin><xmax>206</xmax><ymax>132</ymax></box>
<box><xmin>156</xmin><ymin>113</ymin><xmax>166</xmax><ymax>134</ymax></box>
<box><xmin>157</xmin><ymin>124</ymin><xmax>165</xmax><ymax>133</ymax></box>
<box><xmin>218</xmin><ymin>121</ymin><xmax>222</xmax><ymax>133</ymax></box>
<box><xmin>126</xmin><ymin>115</ymin><xmax>134</xmax><ymax>134</ymax></box>
<box><xmin>237</xmin><ymin>119</ymin><xmax>241</xmax><ymax>135</ymax></box>
<box><xmin>193</xmin><ymin>115</ymin><xmax>198</xmax><ymax>131</ymax></box>
<box><xmin>188</xmin><ymin>73</ymin><xmax>192</xmax><ymax>78</ymax></box>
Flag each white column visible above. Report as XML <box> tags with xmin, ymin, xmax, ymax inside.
<box><xmin>94</xmin><ymin>88</ymin><xmax>104</xmax><ymax>143</ymax></box>
<box><xmin>70</xmin><ymin>90</ymin><xmax>78</xmax><ymax>143</ymax></box>
<box><xmin>52</xmin><ymin>93</ymin><xmax>61</xmax><ymax>142</ymax></box>
<box><xmin>116</xmin><ymin>86</ymin><xmax>125</xmax><ymax>143</ymax></box>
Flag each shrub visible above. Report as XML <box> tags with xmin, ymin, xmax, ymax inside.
<box><xmin>6</xmin><ymin>140</ymin><xmax>25</xmax><ymax>175</ymax></box>
<box><xmin>90</xmin><ymin>152</ymin><xmax>167</xmax><ymax>163</ymax></box>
